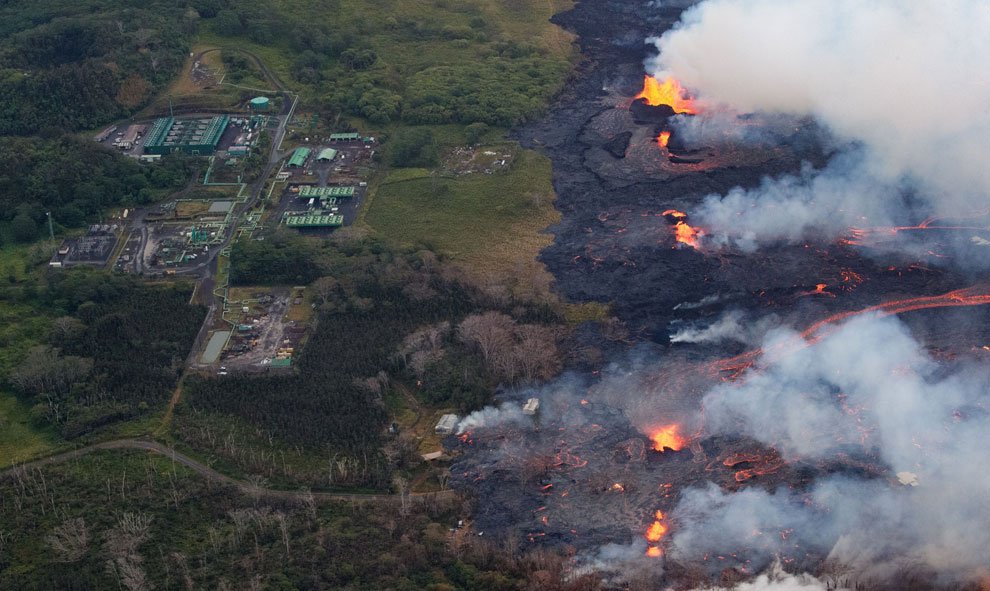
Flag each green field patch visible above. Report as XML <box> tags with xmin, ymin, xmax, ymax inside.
<box><xmin>366</xmin><ymin>146</ymin><xmax>559</xmax><ymax>286</ymax></box>
<box><xmin>0</xmin><ymin>391</ymin><xmax>55</xmax><ymax>467</ymax></box>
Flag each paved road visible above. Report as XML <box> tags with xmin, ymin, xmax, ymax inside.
<box><xmin>0</xmin><ymin>439</ymin><xmax>455</xmax><ymax>505</ymax></box>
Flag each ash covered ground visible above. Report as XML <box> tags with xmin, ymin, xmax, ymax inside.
<box><xmin>450</xmin><ymin>0</ymin><xmax>990</xmax><ymax>587</ymax></box>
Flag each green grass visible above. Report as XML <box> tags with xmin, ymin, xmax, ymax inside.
<box><xmin>366</xmin><ymin>147</ymin><xmax>559</xmax><ymax>285</ymax></box>
<box><xmin>0</xmin><ymin>391</ymin><xmax>55</xmax><ymax>467</ymax></box>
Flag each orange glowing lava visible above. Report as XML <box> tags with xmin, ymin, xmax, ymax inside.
<box><xmin>711</xmin><ymin>284</ymin><xmax>990</xmax><ymax>380</ymax></box>
<box><xmin>662</xmin><ymin>209</ymin><xmax>702</xmax><ymax>248</ymax></box>
<box><xmin>658</xmin><ymin>130</ymin><xmax>671</xmax><ymax>148</ymax></box>
<box><xmin>650</xmin><ymin>425</ymin><xmax>685</xmax><ymax>452</ymax></box>
<box><xmin>636</xmin><ymin>75</ymin><xmax>698</xmax><ymax>114</ymax></box>
<box><xmin>645</xmin><ymin>510</ymin><xmax>669</xmax><ymax>557</ymax></box>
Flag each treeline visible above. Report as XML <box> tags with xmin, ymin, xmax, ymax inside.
<box><xmin>229</xmin><ymin>230</ymin><xmax>324</xmax><ymax>286</ymax></box>
<box><xmin>0</xmin><ymin>0</ymin><xmax>211</xmax><ymax>134</ymax></box>
<box><xmin>0</xmin><ymin>136</ymin><xmax>193</xmax><ymax>243</ymax></box>
<box><xmin>6</xmin><ymin>269</ymin><xmax>206</xmax><ymax>438</ymax></box>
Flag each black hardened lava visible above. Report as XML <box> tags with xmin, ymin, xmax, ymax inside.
<box><xmin>513</xmin><ymin>0</ymin><xmax>976</xmax><ymax>343</ymax></box>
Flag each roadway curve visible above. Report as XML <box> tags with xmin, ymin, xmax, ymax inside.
<box><xmin>0</xmin><ymin>439</ymin><xmax>454</xmax><ymax>505</ymax></box>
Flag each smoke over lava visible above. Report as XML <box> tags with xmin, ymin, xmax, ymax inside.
<box><xmin>461</xmin><ymin>0</ymin><xmax>990</xmax><ymax>588</ymax></box>
<box><xmin>646</xmin><ymin>0</ymin><xmax>990</xmax><ymax>263</ymax></box>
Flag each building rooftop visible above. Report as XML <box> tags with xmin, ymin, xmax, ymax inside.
<box><xmin>288</xmin><ymin>147</ymin><xmax>311</xmax><ymax>167</ymax></box>
<box><xmin>283</xmin><ymin>213</ymin><xmax>343</xmax><ymax>227</ymax></box>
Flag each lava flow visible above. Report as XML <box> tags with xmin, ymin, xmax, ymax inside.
<box><xmin>711</xmin><ymin>283</ymin><xmax>990</xmax><ymax>380</ymax></box>
<box><xmin>650</xmin><ymin>424</ymin><xmax>685</xmax><ymax>452</ymax></box>
<box><xmin>645</xmin><ymin>510</ymin><xmax>669</xmax><ymax>557</ymax></box>
<box><xmin>662</xmin><ymin>209</ymin><xmax>702</xmax><ymax>248</ymax></box>
<box><xmin>635</xmin><ymin>75</ymin><xmax>698</xmax><ymax>114</ymax></box>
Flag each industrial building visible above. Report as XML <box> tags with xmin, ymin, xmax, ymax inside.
<box><xmin>143</xmin><ymin>115</ymin><xmax>230</xmax><ymax>156</ymax></box>
<box><xmin>288</xmin><ymin>147</ymin><xmax>311</xmax><ymax>167</ymax></box>
<box><xmin>435</xmin><ymin>414</ymin><xmax>459</xmax><ymax>435</ymax></box>
<box><xmin>329</xmin><ymin>132</ymin><xmax>361</xmax><ymax>142</ymax></box>
<box><xmin>115</xmin><ymin>124</ymin><xmax>146</xmax><ymax>150</ymax></box>
<box><xmin>316</xmin><ymin>148</ymin><xmax>338</xmax><ymax>161</ymax></box>
<box><xmin>298</xmin><ymin>186</ymin><xmax>354</xmax><ymax>199</ymax></box>
<box><xmin>282</xmin><ymin>213</ymin><xmax>343</xmax><ymax>228</ymax></box>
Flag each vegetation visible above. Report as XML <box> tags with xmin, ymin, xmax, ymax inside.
<box><xmin>0</xmin><ymin>137</ymin><xmax>193</xmax><ymax>242</ymax></box>
<box><xmin>202</xmin><ymin>0</ymin><xmax>575</xmax><ymax>128</ymax></box>
<box><xmin>3</xmin><ymin>270</ymin><xmax>205</xmax><ymax>440</ymax></box>
<box><xmin>366</xmin><ymin>148</ymin><xmax>560</xmax><ymax>290</ymax></box>
<box><xmin>0</xmin><ymin>0</ymin><xmax>201</xmax><ymax>134</ymax></box>
<box><xmin>183</xmin><ymin>236</ymin><xmax>564</xmax><ymax>489</ymax></box>
<box><xmin>0</xmin><ymin>450</ymin><xmax>603</xmax><ymax>590</ymax></box>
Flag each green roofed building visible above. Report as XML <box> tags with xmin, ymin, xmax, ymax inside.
<box><xmin>329</xmin><ymin>133</ymin><xmax>360</xmax><ymax>141</ymax></box>
<box><xmin>288</xmin><ymin>147</ymin><xmax>311</xmax><ymax>167</ymax></box>
<box><xmin>316</xmin><ymin>148</ymin><xmax>338</xmax><ymax>161</ymax></box>
<box><xmin>298</xmin><ymin>186</ymin><xmax>355</xmax><ymax>199</ymax></box>
<box><xmin>143</xmin><ymin>115</ymin><xmax>230</xmax><ymax>156</ymax></box>
<box><xmin>283</xmin><ymin>213</ymin><xmax>344</xmax><ymax>228</ymax></box>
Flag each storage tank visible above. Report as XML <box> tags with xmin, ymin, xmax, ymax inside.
<box><xmin>249</xmin><ymin>96</ymin><xmax>270</xmax><ymax>111</ymax></box>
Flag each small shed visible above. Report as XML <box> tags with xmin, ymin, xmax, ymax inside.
<box><xmin>435</xmin><ymin>414</ymin><xmax>459</xmax><ymax>435</ymax></box>
<box><xmin>522</xmin><ymin>398</ymin><xmax>540</xmax><ymax>415</ymax></box>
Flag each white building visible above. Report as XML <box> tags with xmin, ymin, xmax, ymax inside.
<box><xmin>435</xmin><ymin>414</ymin><xmax>459</xmax><ymax>435</ymax></box>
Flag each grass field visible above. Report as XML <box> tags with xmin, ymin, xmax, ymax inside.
<box><xmin>365</xmin><ymin>147</ymin><xmax>560</xmax><ymax>291</ymax></box>
<box><xmin>0</xmin><ymin>392</ymin><xmax>55</xmax><ymax>467</ymax></box>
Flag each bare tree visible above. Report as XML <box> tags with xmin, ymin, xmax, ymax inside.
<box><xmin>311</xmin><ymin>276</ymin><xmax>340</xmax><ymax>306</ymax></box>
<box><xmin>9</xmin><ymin>346</ymin><xmax>92</xmax><ymax>399</ymax></box>
<box><xmin>104</xmin><ymin>512</ymin><xmax>153</xmax><ymax>591</ymax></box>
<box><xmin>47</xmin><ymin>517</ymin><xmax>90</xmax><ymax>562</ymax></box>
<box><xmin>394</xmin><ymin>476</ymin><xmax>411</xmax><ymax>516</ymax></box>
<box><xmin>457</xmin><ymin>312</ymin><xmax>514</xmax><ymax>369</ymax></box>
<box><xmin>274</xmin><ymin>512</ymin><xmax>291</xmax><ymax>559</ymax></box>
<box><xmin>459</xmin><ymin>312</ymin><xmax>562</xmax><ymax>384</ymax></box>
<box><xmin>398</xmin><ymin>322</ymin><xmax>450</xmax><ymax>377</ymax></box>
<box><xmin>49</xmin><ymin>316</ymin><xmax>86</xmax><ymax>347</ymax></box>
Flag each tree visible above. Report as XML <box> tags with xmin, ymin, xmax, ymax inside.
<box><xmin>464</xmin><ymin>122</ymin><xmax>489</xmax><ymax>145</ymax></box>
<box><xmin>11</xmin><ymin>213</ymin><xmax>38</xmax><ymax>242</ymax></box>
<box><xmin>47</xmin><ymin>518</ymin><xmax>90</xmax><ymax>563</ymax></box>
<box><xmin>389</xmin><ymin>129</ymin><xmax>438</xmax><ymax>168</ymax></box>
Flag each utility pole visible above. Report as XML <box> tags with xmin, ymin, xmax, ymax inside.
<box><xmin>46</xmin><ymin>212</ymin><xmax>54</xmax><ymax>241</ymax></box>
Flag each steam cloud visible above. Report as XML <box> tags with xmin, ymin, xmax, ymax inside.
<box><xmin>647</xmin><ymin>0</ymin><xmax>990</xmax><ymax>250</ymax></box>
<box><xmin>670</xmin><ymin>309</ymin><xmax>779</xmax><ymax>346</ymax></box>
<box><xmin>686</xmin><ymin>563</ymin><xmax>842</xmax><ymax>591</ymax></box>
<box><xmin>669</xmin><ymin>314</ymin><xmax>990</xmax><ymax>580</ymax></box>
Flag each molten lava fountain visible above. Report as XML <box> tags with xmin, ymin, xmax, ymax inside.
<box><xmin>635</xmin><ymin>75</ymin><xmax>698</xmax><ymax>114</ymax></box>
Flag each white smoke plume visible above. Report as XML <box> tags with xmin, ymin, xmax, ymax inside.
<box><xmin>456</xmin><ymin>403</ymin><xmax>529</xmax><ymax>434</ymax></box>
<box><xmin>670</xmin><ymin>314</ymin><xmax>990</xmax><ymax>580</ymax></box>
<box><xmin>694</xmin><ymin>152</ymin><xmax>904</xmax><ymax>251</ymax></box>
<box><xmin>686</xmin><ymin>562</ymin><xmax>844</xmax><ymax>591</ymax></box>
<box><xmin>670</xmin><ymin>309</ymin><xmax>779</xmax><ymax>346</ymax></box>
<box><xmin>646</xmin><ymin>0</ymin><xmax>990</xmax><ymax>249</ymax></box>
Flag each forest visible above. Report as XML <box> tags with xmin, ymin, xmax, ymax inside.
<box><xmin>6</xmin><ymin>270</ymin><xmax>206</xmax><ymax>439</ymax></box>
<box><xmin>0</xmin><ymin>450</ymin><xmax>604</xmax><ymax>590</ymax></box>
<box><xmin>0</xmin><ymin>136</ymin><xmax>193</xmax><ymax>243</ymax></box>
<box><xmin>0</xmin><ymin>0</ymin><xmax>209</xmax><ymax>134</ymax></box>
